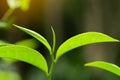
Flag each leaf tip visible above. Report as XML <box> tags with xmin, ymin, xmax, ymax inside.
<box><xmin>13</xmin><ymin>24</ymin><xmax>17</xmax><ymax>26</ymax></box>
<box><xmin>84</xmin><ymin>61</ymin><xmax>120</xmax><ymax>76</ymax></box>
<box><xmin>13</xmin><ymin>24</ymin><xmax>20</xmax><ymax>28</ymax></box>
<box><xmin>84</xmin><ymin>63</ymin><xmax>89</xmax><ymax>67</ymax></box>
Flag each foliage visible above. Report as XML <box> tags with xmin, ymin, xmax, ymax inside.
<box><xmin>0</xmin><ymin>1</ymin><xmax>32</xmax><ymax>80</ymax></box>
<box><xmin>85</xmin><ymin>61</ymin><xmax>120</xmax><ymax>76</ymax></box>
<box><xmin>0</xmin><ymin>0</ymin><xmax>119</xmax><ymax>80</ymax></box>
<box><xmin>0</xmin><ymin>25</ymin><xmax>119</xmax><ymax>80</ymax></box>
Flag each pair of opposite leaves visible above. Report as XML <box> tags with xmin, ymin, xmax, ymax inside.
<box><xmin>0</xmin><ymin>25</ymin><xmax>119</xmax><ymax>76</ymax></box>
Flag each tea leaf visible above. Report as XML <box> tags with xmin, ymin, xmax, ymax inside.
<box><xmin>0</xmin><ymin>71</ymin><xmax>21</xmax><ymax>80</ymax></box>
<box><xmin>2</xmin><ymin>58</ymin><xmax>17</xmax><ymax>64</ymax></box>
<box><xmin>15</xmin><ymin>39</ymin><xmax>39</xmax><ymax>49</ymax></box>
<box><xmin>14</xmin><ymin>25</ymin><xmax>51</xmax><ymax>54</ymax></box>
<box><xmin>85</xmin><ymin>61</ymin><xmax>120</xmax><ymax>76</ymax></box>
<box><xmin>0</xmin><ymin>40</ymin><xmax>12</xmax><ymax>46</ymax></box>
<box><xmin>0</xmin><ymin>45</ymin><xmax>48</xmax><ymax>75</ymax></box>
<box><xmin>51</xmin><ymin>26</ymin><xmax>56</xmax><ymax>54</ymax></box>
<box><xmin>56</xmin><ymin>32</ymin><xmax>119</xmax><ymax>61</ymax></box>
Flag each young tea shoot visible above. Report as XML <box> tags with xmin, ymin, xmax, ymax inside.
<box><xmin>0</xmin><ymin>24</ymin><xmax>119</xmax><ymax>80</ymax></box>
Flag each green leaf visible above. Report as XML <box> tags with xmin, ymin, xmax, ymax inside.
<box><xmin>51</xmin><ymin>26</ymin><xmax>56</xmax><ymax>54</ymax></box>
<box><xmin>0</xmin><ymin>40</ymin><xmax>12</xmax><ymax>46</ymax></box>
<box><xmin>0</xmin><ymin>45</ymin><xmax>48</xmax><ymax>75</ymax></box>
<box><xmin>14</xmin><ymin>24</ymin><xmax>51</xmax><ymax>54</ymax></box>
<box><xmin>0</xmin><ymin>71</ymin><xmax>21</xmax><ymax>80</ymax></box>
<box><xmin>2</xmin><ymin>58</ymin><xmax>17</xmax><ymax>64</ymax></box>
<box><xmin>56</xmin><ymin>32</ymin><xmax>119</xmax><ymax>61</ymax></box>
<box><xmin>15</xmin><ymin>39</ymin><xmax>39</xmax><ymax>49</ymax></box>
<box><xmin>85</xmin><ymin>61</ymin><xmax>120</xmax><ymax>76</ymax></box>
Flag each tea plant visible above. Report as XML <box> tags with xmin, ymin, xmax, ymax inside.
<box><xmin>0</xmin><ymin>0</ymin><xmax>119</xmax><ymax>80</ymax></box>
<box><xmin>0</xmin><ymin>24</ymin><xmax>119</xmax><ymax>80</ymax></box>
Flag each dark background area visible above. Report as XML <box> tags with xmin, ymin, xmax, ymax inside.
<box><xmin>0</xmin><ymin>0</ymin><xmax>120</xmax><ymax>80</ymax></box>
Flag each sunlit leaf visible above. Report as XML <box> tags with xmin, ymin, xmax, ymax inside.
<box><xmin>14</xmin><ymin>25</ymin><xmax>51</xmax><ymax>54</ymax></box>
<box><xmin>85</xmin><ymin>61</ymin><xmax>120</xmax><ymax>76</ymax></box>
<box><xmin>56</xmin><ymin>32</ymin><xmax>119</xmax><ymax>61</ymax></box>
<box><xmin>0</xmin><ymin>41</ymin><xmax>16</xmax><ymax>64</ymax></box>
<box><xmin>15</xmin><ymin>39</ymin><xmax>39</xmax><ymax>49</ymax></box>
<box><xmin>0</xmin><ymin>45</ymin><xmax>48</xmax><ymax>75</ymax></box>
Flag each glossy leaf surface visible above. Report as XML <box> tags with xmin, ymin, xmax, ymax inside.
<box><xmin>85</xmin><ymin>61</ymin><xmax>120</xmax><ymax>76</ymax></box>
<box><xmin>56</xmin><ymin>32</ymin><xmax>119</xmax><ymax>61</ymax></box>
<box><xmin>0</xmin><ymin>45</ymin><xmax>48</xmax><ymax>75</ymax></box>
<box><xmin>14</xmin><ymin>25</ymin><xmax>51</xmax><ymax>54</ymax></box>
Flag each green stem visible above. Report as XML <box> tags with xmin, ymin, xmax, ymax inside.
<box><xmin>1</xmin><ymin>8</ymin><xmax>15</xmax><ymax>21</ymax></box>
<box><xmin>48</xmin><ymin>59</ymin><xmax>56</xmax><ymax>80</ymax></box>
<box><xmin>48</xmin><ymin>48</ymin><xmax>56</xmax><ymax>80</ymax></box>
<box><xmin>47</xmin><ymin>27</ymin><xmax>56</xmax><ymax>80</ymax></box>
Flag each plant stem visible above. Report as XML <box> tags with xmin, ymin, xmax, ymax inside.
<box><xmin>1</xmin><ymin>8</ymin><xmax>15</xmax><ymax>21</ymax></box>
<box><xmin>47</xmin><ymin>27</ymin><xmax>57</xmax><ymax>80</ymax></box>
<box><xmin>48</xmin><ymin>48</ymin><xmax>56</xmax><ymax>80</ymax></box>
<box><xmin>48</xmin><ymin>59</ymin><xmax>56</xmax><ymax>80</ymax></box>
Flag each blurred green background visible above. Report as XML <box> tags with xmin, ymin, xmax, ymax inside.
<box><xmin>0</xmin><ymin>0</ymin><xmax>120</xmax><ymax>80</ymax></box>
